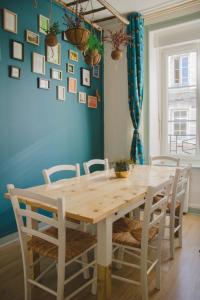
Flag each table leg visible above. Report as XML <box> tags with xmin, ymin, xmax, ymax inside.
<box><xmin>97</xmin><ymin>217</ymin><xmax>113</xmax><ymax>300</ymax></box>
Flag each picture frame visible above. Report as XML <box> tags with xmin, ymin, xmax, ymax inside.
<box><xmin>32</xmin><ymin>53</ymin><xmax>45</xmax><ymax>75</ymax></box>
<box><xmin>78</xmin><ymin>92</ymin><xmax>86</xmax><ymax>104</ymax></box>
<box><xmin>3</xmin><ymin>9</ymin><xmax>17</xmax><ymax>34</ymax></box>
<box><xmin>51</xmin><ymin>68</ymin><xmax>62</xmax><ymax>80</ymax></box>
<box><xmin>93</xmin><ymin>65</ymin><xmax>100</xmax><ymax>78</ymax></box>
<box><xmin>9</xmin><ymin>65</ymin><xmax>21</xmax><ymax>79</ymax></box>
<box><xmin>62</xmin><ymin>31</ymin><xmax>68</xmax><ymax>42</ymax></box>
<box><xmin>46</xmin><ymin>43</ymin><xmax>61</xmax><ymax>65</ymax></box>
<box><xmin>38</xmin><ymin>78</ymin><xmax>50</xmax><ymax>90</ymax></box>
<box><xmin>69</xmin><ymin>49</ymin><xmax>78</xmax><ymax>62</ymax></box>
<box><xmin>68</xmin><ymin>77</ymin><xmax>77</xmax><ymax>94</ymax></box>
<box><xmin>39</xmin><ymin>15</ymin><xmax>49</xmax><ymax>35</ymax></box>
<box><xmin>67</xmin><ymin>63</ymin><xmax>74</xmax><ymax>74</ymax></box>
<box><xmin>57</xmin><ymin>86</ymin><xmax>66</xmax><ymax>101</ymax></box>
<box><xmin>10</xmin><ymin>40</ymin><xmax>24</xmax><ymax>61</ymax></box>
<box><xmin>88</xmin><ymin>96</ymin><xmax>97</xmax><ymax>109</ymax></box>
<box><xmin>25</xmin><ymin>30</ymin><xmax>40</xmax><ymax>46</ymax></box>
<box><xmin>80</xmin><ymin>68</ymin><xmax>91</xmax><ymax>87</ymax></box>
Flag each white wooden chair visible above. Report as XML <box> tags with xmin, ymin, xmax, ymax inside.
<box><xmin>83</xmin><ymin>158</ymin><xmax>109</xmax><ymax>175</ymax></box>
<box><xmin>8</xmin><ymin>184</ymin><xmax>97</xmax><ymax>300</ymax></box>
<box><xmin>149</xmin><ymin>155</ymin><xmax>180</xmax><ymax>167</ymax></box>
<box><xmin>42</xmin><ymin>164</ymin><xmax>80</xmax><ymax>184</ymax></box>
<box><xmin>166</xmin><ymin>166</ymin><xmax>191</xmax><ymax>259</ymax></box>
<box><xmin>112</xmin><ymin>179</ymin><xmax>172</xmax><ymax>300</ymax></box>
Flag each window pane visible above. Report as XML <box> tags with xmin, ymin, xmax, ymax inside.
<box><xmin>167</xmin><ymin>51</ymin><xmax>197</xmax><ymax>155</ymax></box>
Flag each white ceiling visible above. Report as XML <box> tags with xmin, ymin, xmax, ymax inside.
<box><xmin>63</xmin><ymin>0</ymin><xmax>190</xmax><ymax>21</ymax></box>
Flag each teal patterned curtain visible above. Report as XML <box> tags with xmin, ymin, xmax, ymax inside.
<box><xmin>127</xmin><ymin>13</ymin><xmax>144</xmax><ymax>164</ymax></box>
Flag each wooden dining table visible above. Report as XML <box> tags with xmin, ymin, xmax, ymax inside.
<box><xmin>5</xmin><ymin>165</ymin><xmax>176</xmax><ymax>300</ymax></box>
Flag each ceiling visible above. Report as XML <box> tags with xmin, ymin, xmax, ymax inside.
<box><xmin>63</xmin><ymin>0</ymin><xmax>190</xmax><ymax>22</ymax></box>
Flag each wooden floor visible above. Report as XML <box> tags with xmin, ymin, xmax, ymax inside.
<box><xmin>0</xmin><ymin>214</ymin><xmax>200</xmax><ymax>300</ymax></box>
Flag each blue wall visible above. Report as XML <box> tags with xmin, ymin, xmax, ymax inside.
<box><xmin>0</xmin><ymin>0</ymin><xmax>104</xmax><ymax>237</ymax></box>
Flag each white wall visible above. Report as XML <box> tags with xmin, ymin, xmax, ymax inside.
<box><xmin>104</xmin><ymin>23</ymin><xmax>132</xmax><ymax>161</ymax></box>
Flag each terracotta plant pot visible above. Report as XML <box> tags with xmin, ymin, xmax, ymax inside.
<box><xmin>77</xmin><ymin>43</ymin><xmax>88</xmax><ymax>52</ymax></box>
<box><xmin>45</xmin><ymin>33</ymin><xmax>58</xmax><ymax>47</ymax></box>
<box><xmin>84</xmin><ymin>49</ymin><xmax>101</xmax><ymax>66</ymax></box>
<box><xmin>65</xmin><ymin>27</ymin><xmax>90</xmax><ymax>48</ymax></box>
<box><xmin>115</xmin><ymin>171</ymin><xmax>129</xmax><ymax>178</ymax></box>
<box><xmin>111</xmin><ymin>49</ymin><xmax>123</xmax><ymax>60</ymax></box>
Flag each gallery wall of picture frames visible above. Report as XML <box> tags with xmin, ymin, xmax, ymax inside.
<box><xmin>1</xmin><ymin>4</ymin><xmax>102</xmax><ymax>109</ymax></box>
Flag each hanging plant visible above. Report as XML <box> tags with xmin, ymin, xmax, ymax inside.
<box><xmin>63</xmin><ymin>1</ymin><xmax>90</xmax><ymax>50</ymax></box>
<box><xmin>45</xmin><ymin>22</ymin><xmax>61</xmax><ymax>47</ymax></box>
<box><xmin>103</xmin><ymin>27</ymin><xmax>132</xmax><ymax>61</ymax></box>
<box><xmin>84</xmin><ymin>32</ymin><xmax>103</xmax><ymax>66</ymax></box>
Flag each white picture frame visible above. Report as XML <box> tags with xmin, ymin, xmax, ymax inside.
<box><xmin>46</xmin><ymin>43</ymin><xmax>61</xmax><ymax>65</ymax></box>
<box><xmin>38</xmin><ymin>78</ymin><xmax>50</xmax><ymax>89</ymax></box>
<box><xmin>3</xmin><ymin>9</ymin><xmax>17</xmax><ymax>34</ymax></box>
<box><xmin>67</xmin><ymin>63</ymin><xmax>74</xmax><ymax>74</ymax></box>
<box><xmin>93</xmin><ymin>65</ymin><xmax>100</xmax><ymax>78</ymax></box>
<box><xmin>25</xmin><ymin>30</ymin><xmax>40</xmax><ymax>46</ymax></box>
<box><xmin>78</xmin><ymin>92</ymin><xmax>86</xmax><ymax>104</ymax></box>
<box><xmin>32</xmin><ymin>52</ymin><xmax>45</xmax><ymax>75</ymax></box>
<box><xmin>68</xmin><ymin>77</ymin><xmax>77</xmax><ymax>94</ymax></box>
<box><xmin>39</xmin><ymin>15</ymin><xmax>50</xmax><ymax>35</ymax></box>
<box><xmin>51</xmin><ymin>68</ymin><xmax>62</xmax><ymax>80</ymax></box>
<box><xmin>57</xmin><ymin>86</ymin><xmax>66</xmax><ymax>101</ymax></box>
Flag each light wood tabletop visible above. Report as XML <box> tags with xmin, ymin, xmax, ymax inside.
<box><xmin>5</xmin><ymin>164</ymin><xmax>176</xmax><ymax>300</ymax></box>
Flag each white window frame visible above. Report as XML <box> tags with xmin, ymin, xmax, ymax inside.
<box><xmin>160</xmin><ymin>42</ymin><xmax>200</xmax><ymax>162</ymax></box>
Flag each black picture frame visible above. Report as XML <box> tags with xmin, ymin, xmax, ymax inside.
<box><xmin>9</xmin><ymin>65</ymin><xmax>21</xmax><ymax>79</ymax></box>
<box><xmin>10</xmin><ymin>40</ymin><xmax>24</xmax><ymax>61</ymax></box>
<box><xmin>37</xmin><ymin>78</ymin><xmax>50</xmax><ymax>90</ymax></box>
<box><xmin>62</xmin><ymin>31</ymin><xmax>68</xmax><ymax>42</ymax></box>
<box><xmin>80</xmin><ymin>67</ymin><xmax>91</xmax><ymax>87</ymax></box>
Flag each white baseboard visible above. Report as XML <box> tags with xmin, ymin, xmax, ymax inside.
<box><xmin>0</xmin><ymin>232</ymin><xmax>18</xmax><ymax>247</ymax></box>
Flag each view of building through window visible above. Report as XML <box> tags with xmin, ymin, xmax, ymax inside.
<box><xmin>168</xmin><ymin>51</ymin><xmax>197</xmax><ymax>155</ymax></box>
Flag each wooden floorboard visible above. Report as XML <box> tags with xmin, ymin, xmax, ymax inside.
<box><xmin>0</xmin><ymin>214</ymin><xmax>200</xmax><ymax>300</ymax></box>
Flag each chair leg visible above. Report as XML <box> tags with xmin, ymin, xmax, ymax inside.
<box><xmin>24</xmin><ymin>279</ymin><xmax>32</xmax><ymax>300</ymax></box>
<box><xmin>170</xmin><ymin>227</ymin><xmax>175</xmax><ymax>259</ymax></box>
<box><xmin>81</xmin><ymin>253</ymin><xmax>90</xmax><ymax>279</ymax></box>
<box><xmin>115</xmin><ymin>247</ymin><xmax>124</xmax><ymax>270</ymax></box>
<box><xmin>91</xmin><ymin>249</ymin><xmax>97</xmax><ymax>295</ymax></box>
<box><xmin>155</xmin><ymin>243</ymin><xmax>161</xmax><ymax>290</ymax></box>
<box><xmin>178</xmin><ymin>224</ymin><xmax>183</xmax><ymax>248</ymax></box>
<box><xmin>57</xmin><ymin>262</ymin><xmax>65</xmax><ymax>300</ymax></box>
<box><xmin>140</xmin><ymin>261</ymin><xmax>148</xmax><ymax>300</ymax></box>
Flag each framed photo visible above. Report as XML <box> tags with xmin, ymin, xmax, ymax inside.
<box><xmin>93</xmin><ymin>65</ymin><xmax>100</xmax><ymax>78</ymax></box>
<box><xmin>46</xmin><ymin>43</ymin><xmax>61</xmax><ymax>65</ymax></box>
<box><xmin>62</xmin><ymin>31</ymin><xmax>68</xmax><ymax>42</ymax></box>
<box><xmin>88</xmin><ymin>96</ymin><xmax>97</xmax><ymax>109</ymax></box>
<box><xmin>10</xmin><ymin>40</ymin><xmax>24</xmax><ymax>61</ymax></box>
<box><xmin>80</xmin><ymin>68</ymin><xmax>91</xmax><ymax>87</ymax></box>
<box><xmin>9</xmin><ymin>66</ymin><xmax>21</xmax><ymax>79</ymax></box>
<box><xmin>57</xmin><ymin>86</ymin><xmax>66</xmax><ymax>101</ymax></box>
<box><xmin>38</xmin><ymin>78</ymin><xmax>50</xmax><ymax>90</ymax></box>
<box><xmin>68</xmin><ymin>77</ymin><xmax>77</xmax><ymax>94</ymax></box>
<box><xmin>3</xmin><ymin>9</ymin><xmax>17</xmax><ymax>34</ymax></box>
<box><xmin>39</xmin><ymin>15</ymin><xmax>49</xmax><ymax>35</ymax></box>
<box><xmin>67</xmin><ymin>63</ymin><xmax>74</xmax><ymax>74</ymax></box>
<box><xmin>51</xmin><ymin>68</ymin><xmax>62</xmax><ymax>80</ymax></box>
<box><xmin>25</xmin><ymin>30</ymin><xmax>39</xmax><ymax>46</ymax></box>
<box><xmin>79</xmin><ymin>92</ymin><xmax>86</xmax><ymax>104</ymax></box>
<box><xmin>32</xmin><ymin>52</ymin><xmax>45</xmax><ymax>75</ymax></box>
<box><xmin>69</xmin><ymin>49</ymin><xmax>78</xmax><ymax>62</ymax></box>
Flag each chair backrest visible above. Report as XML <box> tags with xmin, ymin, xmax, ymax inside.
<box><xmin>170</xmin><ymin>166</ymin><xmax>191</xmax><ymax>214</ymax></box>
<box><xmin>83</xmin><ymin>158</ymin><xmax>109</xmax><ymax>175</ymax></box>
<box><xmin>141</xmin><ymin>179</ymin><xmax>172</xmax><ymax>251</ymax></box>
<box><xmin>149</xmin><ymin>155</ymin><xmax>180</xmax><ymax>167</ymax></box>
<box><xmin>7</xmin><ymin>184</ymin><xmax>66</xmax><ymax>273</ymax></box>
<box><xmin>42</xmin><ymin>163</ymin><xmax>80</xmax><ymax>184</ymax></box>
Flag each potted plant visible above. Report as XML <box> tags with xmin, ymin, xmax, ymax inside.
<box><xmin>115</xmin><ymin>160</ymin><xmax>130</xmax><ymax>178</ymax></box>
<box><xmin>63</xmin><ymin>3</ymin><xmax>90</xmax><ymax>50</ymax></box>
<box><xmin>84</xmin><ymin>32</ymin><xmax>103</xmax><ymax>65</ymax></box>
<box><xmin>45</xmin><ymin>22</ymin><xmax>61</xmax><ymax>47</ymax></box>
<box><xmin>103</xmin><ymin>28</ymin><xmax>132</xmax><ymax>60</ymax></box>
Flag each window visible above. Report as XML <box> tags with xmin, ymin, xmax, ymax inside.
<box><xmin>161</xmin><ymin>43</ymin><xmax>200</xmax><ymax>157</ymax></box>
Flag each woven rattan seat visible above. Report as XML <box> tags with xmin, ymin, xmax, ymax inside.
<box><xmin>113</xmin><ymin>218</ymin><xmax>158</xmax><ymax>248</ymax></box>
<box><xmin>28</xmin><ymin>227</ymin><xmax>96</xmax><ymax>262</ymax></box>
<box><xmin>153</xmin><ymin>194</ymin><xmax>180</xmax><ymax>213</ymax></box>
